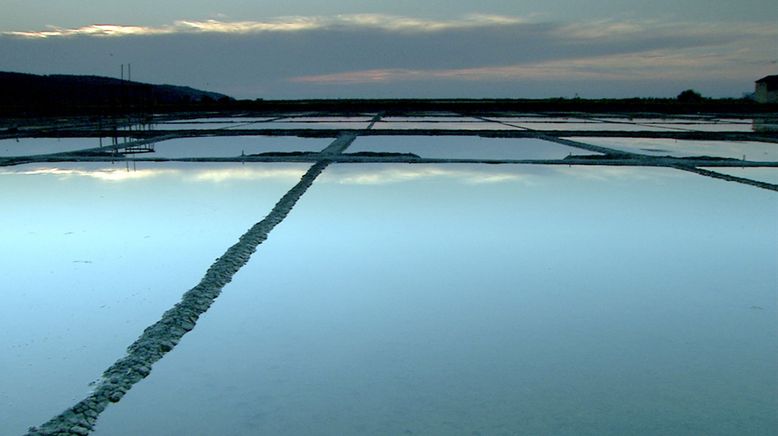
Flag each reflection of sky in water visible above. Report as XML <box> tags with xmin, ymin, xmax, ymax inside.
<box><xmin>348</xmin><ymin>136</ymin><xmax>600</xmax><ymax>160</ymax></box>
<box><xmin>589</xmin><ymin>117</ymin><xmax>722</xmax><ymax>124</ymax></box>
<box><xmin>146</xmin><ymin>136</ymin><xmax>330</xmax><ymax>158</ymax></box>
<box><xmin>701</xmin><ymin>167</ymin><xmax>778</xmax><ymax>185</ymax></box>
<box><xmin>372</xmin><ymin>122</ymin><xmax>519</xmax><ymax>130</ymax></box>
<box><xmin>568</xmin><ymin>137</ymin><xmax>778</xmax><ymax>161</ymax></box>
<box><xmin>0</xmin><ymin>162</ymin><xmax>309</xmax><ymax>435</ymax></box>
<box><xmin>644</xmin><ymin>124</ymin><xmax>754</xmax><ymax>132</ymax></box>
<box><xmin>716</xmin><ymin>118</ymin><xmax>754</xmax><ymax>124</ymax></box>
<box><xmin>381</xmin><ymin>117</ymin><xmax>484</xmax><ymax>122</ymax></box>
<box><xmin>94</xmin><ymin>164</ymin><xmax>777</xmax><ymax>436</ymax></box>
<box><xmin>520</xmin><ymin>123</ymin><xmax>674</xmax><ymax>131</ymax></box>
<box><xmin>277</xmin><ymin>117</ymin><xmax>374</xmax><ymax>122</ymax></box>
<box><xmin>0</xmin><ymin>162</ymin><xmax>311</xmax><ymax>183</ymax></box>
<box><xmin>164</xmin><ymin>117</ymin><xmax>275</xmax><ymax>123</ymax></box>
<box><xmin>241</xmin><ymin>121</ymin><xmax>371</xmax><ymax>129</ymax></box>
<box><xmin>150</xmin><ymin>122</ymin><xmax>245</xmax><ymax>130</ymax></box>
<box><xmin>488</xmin><ymin>117</ymin><xmax>590</xmax><ymax>123</ymax></box>
<box><xmin>0</xmin><ymin>138</ymin><xmax>111</xmax><ymax>157</ymax></box>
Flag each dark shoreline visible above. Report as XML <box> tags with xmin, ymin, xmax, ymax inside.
<box><xmin>3</xmin><ymin>98</ymin><xmax>778</xmax><ymax>118</ymax></box>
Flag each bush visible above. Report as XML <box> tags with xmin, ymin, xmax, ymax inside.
<box><xmin>677</xmin><ymin>89</ymin><xmax>704</xmax><ymax>103</ymax></box>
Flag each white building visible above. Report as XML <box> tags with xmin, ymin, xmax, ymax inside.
<box><xmin>755</xmin><ymin>75</ymin><xmax>778</xmax><ymax>103</ymax></box>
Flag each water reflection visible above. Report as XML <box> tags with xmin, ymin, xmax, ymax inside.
<box><xmin>0</xmin><ymin>162</ymin><xmax>309</xmax><ymax>435</ymax></box>
<box><xmin>1</xmin><ymin>163</ymin><xmax>308</xmax><ymax>183</ymax></box>
<box><xmin>381</xmin><ymin>117</ymin><xmax>484</xmax><ymax>122</ymax></box>
<box><xmin>0</xmin><ymin>138</ymin><xmax>110</xmax><ymax>157</ymax></box>
<box><xmin>146</xmin><ymin>136</ymin><xmax>330</xmax><ymax>158</ymax></box>
<box><xmin>165</xmin><ymin>117</ymin><xmax>275</xmax><ymax>123</ymax></box>
<box><xmin>94</xmin><ymin>164</ymin><xmax>777</xmax><ymax>435</ymax></box>
<box><xmin>278</xmin><ymin>117</ymin><xmax>374</xmax><ymax>122</ymax></box>
<box><xmin>521</xmin><ymin>123</ymin><xmax>673</xmax><ymax>131</ymax></box>
<box><xmin>567</xmin><ymin>137</ymin><xmax>778</xmax><ymax>161</ymax></box>
<box><xmin>152</xmin><ymin>122</ymin><xmax>247</xmax><ymax>130</ymax></box>
<box><xmin>347</xmin><ymin>136</ymin><xmax>599</xmax><ymax>160</ymax></box>
<box><xmin>644</xmin><ymin>123</ymin><xmax>754</xmax><ymax>132</ymax></box>
<box><xmin>249</xmin><ymin>122</ymin><xmax>371</xmax><ymax>130</ymax></box>
<box><xmin>317</xmin><ymin>163</ymin><xmax>683</xmax><ymax>186</ymax></box>
<box><xmin>372</xmin><ymin>121</ymin><xmax>518</xmax><ymax>130</ymax></box>
<box><xmin>0</xmin><ymin>161</ymin><xmax>702</xmax><ymax>188</ymax></box>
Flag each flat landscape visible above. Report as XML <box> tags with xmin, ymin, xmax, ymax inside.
<box><xmin>2</xmin><ymin>111</ymin><xmax>776</xmax><ymax>435</ymax></box>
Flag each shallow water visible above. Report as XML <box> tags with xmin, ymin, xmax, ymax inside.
<box><xmin>145</xmin><ymin>136</ymin><xmax>331</xmax><ymax>158</ymax></box>
<box><xmin>487</xmin><ymin>117</ymin><xmax>590</xmax><ymax>123</ymax></box>
<box><xmin>520</xmin><ymin>123</ymin><xmax>674</xmax><ymax>131</ymax></box>
<box><xmin>151</xmin><ymin>122</ymin><xmax>249</xmax><ymax>131</ymax></box>
<box><xmin>0</xmin><ymin>138</ymin><xmax>111</xmax><ymax>157</ymax></box>
<box><xmin>0</xmin><ymin>163</ymin><xmax>309</xmax><ymax>435</ymax></box>
<box><xmin>380</xmin><ymin>117</ymin><xmax>484</xmax><ymax>122</ymax></box>
<box><xmin>567</xmin><ymin>137</ymin><xmax>778</xmax><ymax>161</ymax></box>
<box><xmin>166</xmin><ymin>117</ymin><xmax>276</xmax><ymax>123</ymax></box>
<box><xmin>242</xmin><ymin>121</ymin><xmax>372</xmax><ymax>130</ymax></box>
<box><xmin>644</xmin><ymin>123</ymin><xmax>754</xmax><ymax>132</ymax></box>
<box><xmin>589</xmin><ymin>117</ymin><xmax>716</xmax><ymax>124</ymax></box>
<box><xmin>278</xmin><ymin>117</ymin><xmax>374</xmax><ymax>122</ymax></box>
<box><xmin>92</xmin><ymin>164</ymin><xmax>777</xmax><ymax>435</ymax></box>
<box><xmin>348</xmin><ymin>136</ymin><xmax>599</xmax><ymax>160</ymax></box>
<box><xmin>371</xmin><ymin>121</ymin><xmax>519</xmax><ymax>130</ymax></box>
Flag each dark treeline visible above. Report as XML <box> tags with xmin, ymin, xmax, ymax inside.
<box><xmin>0</xmin><ymin>72</ymin><xmax>229</xmax><ymax>116</ymax></box>
<box><xmin>6</xmin><ymin>97</ymin><xmax>778</xmax><ymax>118</ymax></box>
<box><xmin>229</xmin><ymin>98</ymin><xmax>778</xmax><ymax>116</ymax></box>
<box><xmin>2</xmin><ymin>71</ymin><xmax>777</xmax><ymax>117</ymax></box>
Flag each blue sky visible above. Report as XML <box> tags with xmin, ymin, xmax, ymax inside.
<box><xmin>1</xmin><ymin>1</ymin><xmax>776</xmax><ymax>98</ymax></box>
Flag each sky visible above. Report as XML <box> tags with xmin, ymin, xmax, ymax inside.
<box><xmin>1</xmin><ymin>0</ymin><xmax>777</xmax><ymax>99</ymax></box>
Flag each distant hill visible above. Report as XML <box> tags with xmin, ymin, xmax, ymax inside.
<box><xmin>0</xmin><ymin>71</ymin><xmax>231</xmax><ymax>112</ymax></box>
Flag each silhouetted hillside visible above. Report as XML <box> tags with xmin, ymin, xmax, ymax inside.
<box><xmin>0</xmin><ymin>71</ymin><xmax>230</xmax><ymax>112</ymax></box>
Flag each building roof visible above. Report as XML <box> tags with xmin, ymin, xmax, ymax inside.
<box><xmin>755</xmin><ymin>75</ymin><xmax>778</xmax><ymax>85</ymax></box>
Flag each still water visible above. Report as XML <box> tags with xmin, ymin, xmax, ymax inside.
<box><xmin>0</xmin><ymin>163</ymin><xmax>309</xmax><ymax>435</ymax></box>
<box><xmin>279</xmin><ymin>117</ymin><xmax>374</xmax><ymax>122</ymax></box>
<box><xmin>82</xmin><ymin>164</ymin><xmax>776</xmax><ymax>435</ymax></box>
<box><xmin>146</xmin><ymin>136</ymin><xmax>331</xmax><ymax>158</ymax></box>
<box><xmin>0</xmin><ymin>138</ymin><xmax>111</xmax><ymax>157</ymax></box>
<box><xmin>251</xmin><ymin>122</ymin><xmax>372</xmax><ymax>130</ymax></box>
<box><xmin>152</xmin><ymin>123</ymin><xmax>247</xmax><ymax>131</ymax></box>
<box><xmin>165</xmin><ymin>118</ymin><xmax>276</xmax><ymax>123</ymax></box>
<box><xmin>568</xmin><ymin>137</ymin><xmax>778</xmax><ymax>161</ymax></box>
<box><xmin>348</xmin><ymin>136</ymin><xmax>600</xmax><ymax>160</ymax></box>
<box><xmin>371</xmin><ymin>121</ymin><xmax>518</xmax><ymax>130</ymax></box>
<box><xmin>641</xmin><ymin>124</ymin><xmax>754</xmax><ymax>132</ymax></box>
<box><xmin>519</xmin><ymin>123</ymin><xmax>673</xmax><ymax>132</ymax></box>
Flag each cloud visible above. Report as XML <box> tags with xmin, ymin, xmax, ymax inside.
<box><xmin>1</xmin><ymin>14</ymin><xmax>775</xmax><ymax>98</ymax></box>
<box><xmin>2</xmin><ymin>14</ymin><xmax>529</xmax><ymax>39</ymax></box>
<box><xmin>290</xmin><ymin>49</ymin><xmax>765</xmax><ymax>85</ymax></box>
